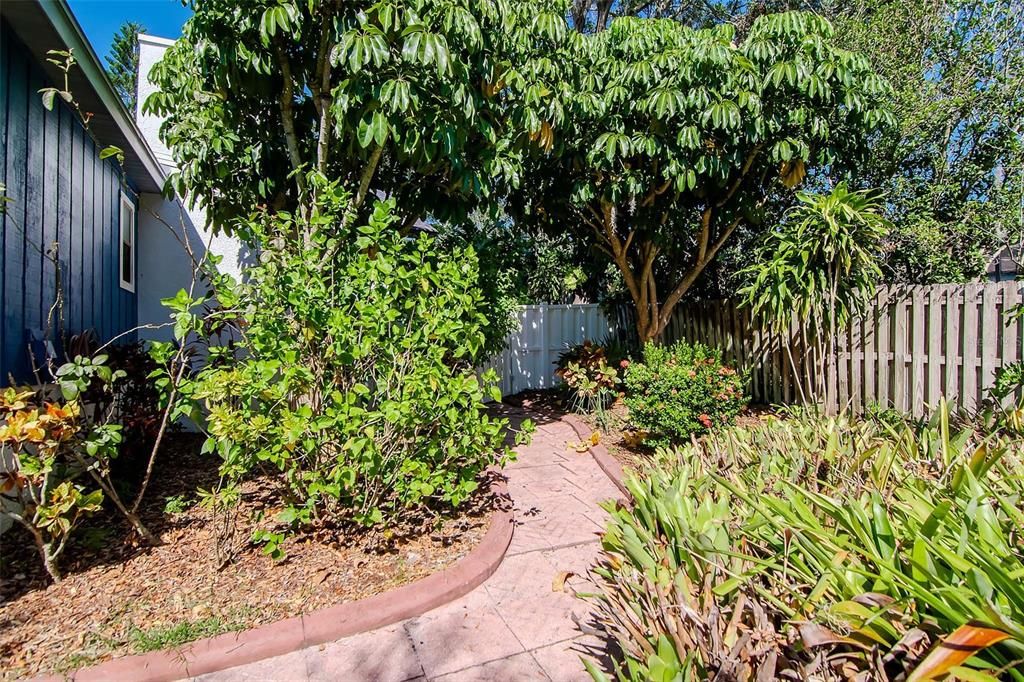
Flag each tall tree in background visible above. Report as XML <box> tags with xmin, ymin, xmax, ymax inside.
<box><xmin>146</xmin><ymin>0</ymin><xmax>568</xmax><ymax>235</ymax></box>
<box><xmin>831</xmin><ymin>0</ymin><xmax>1024</xmax><ymax>283</ymax></box>
<box><xmin>570</xmin><ymin>1</ymin><xmax>1023</xmax><ymax>289</ymax></box>
<box><xmin>513</xmin><ymin>12</ymin><xmax>892</xmax><ymax>342</ymax></box>
<box><xmin>567</xmin><ymin>0</ymin><xmax>816</xmax><ymax>32</ymax></box>
<box><xmin>105</xmin><ymin>21</ymin><xmax>145</xmax><ymax>112</ymax></box>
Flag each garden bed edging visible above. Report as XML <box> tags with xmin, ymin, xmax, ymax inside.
<box><xmin>35</xmin><ymin>479</ymin><xmax>514</xmax><ymax>682</ymax></box>
<box><xmin>561</xmin><ymin>413</ymin><xmax>630</xmax><ymax>499</ymax></box>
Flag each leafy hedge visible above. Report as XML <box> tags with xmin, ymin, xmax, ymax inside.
<box><xmin>623</xmin><ymin>341</ymin><xmax>746</xmax><ymax>445</ymax></box>
<box><xmin>180</xmin><ymin>177</ymin><xmax>528</xmax><ymax>554</ymax></box>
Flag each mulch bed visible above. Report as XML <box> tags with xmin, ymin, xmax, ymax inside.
<box><xmin>0</xmin><ymin>435</ymin><xmax>494</xmax><ymax>680</ymax></box>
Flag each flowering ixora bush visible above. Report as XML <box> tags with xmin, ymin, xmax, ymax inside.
<box><xmin>175</xmin><ymin>176</ymin><xmax>529</xmax><ymax>555</ymax></box>
<box><xmin>623</xmin><ymin>341</ymin><xmax>746</xmax><ymax>445</ymax></box>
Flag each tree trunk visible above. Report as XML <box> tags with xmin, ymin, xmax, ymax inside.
<box><xmin>19</xmin><ymin>518</ymin><xmax>62</xmax><ymax>583</ymax></box>
<box><xmin>598</xmin><ymin>197</ymin><xmax>744</xmax><ymax>347</ymax></box>
<box><xmin>41</xmin><ymin>541</ymin><xmax>62</xmax><ymax>583</ymax></box>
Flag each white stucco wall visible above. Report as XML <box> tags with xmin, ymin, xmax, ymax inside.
<box><xmin>135</xmin><ymin>34</ymin><xmax>246</xmax><ymax>340</ymax></box>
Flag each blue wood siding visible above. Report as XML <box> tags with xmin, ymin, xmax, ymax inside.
<box><xmin>1</xmin><ymin>20</ymin><xmax>137</xmax><ymax>384</ymax></box>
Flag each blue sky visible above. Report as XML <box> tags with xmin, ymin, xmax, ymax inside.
<box><xmin>67</xmin><ymin>0</ymin><xmax>191</xmax><ymax>62</ymax></box>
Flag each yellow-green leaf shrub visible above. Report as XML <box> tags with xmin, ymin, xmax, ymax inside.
<box><xmin>184</xmin><ymin>176</ymin><xmax>527</xmax><ymax>535</ymax></box>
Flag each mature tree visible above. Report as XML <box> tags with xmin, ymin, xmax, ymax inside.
<box><xmin>513</xmin><ymin>12</ymin><xmax>892</xmax><ymax>343</ymax></box>
<box><xmin>145</xmin><ymin>0</ymin><xmax>568</xmax><ymax>235</ymax></box>
<box><xmin>105</xmin><ymin>21</ymin><xmax>145</xmax><ymax>112</ymax></box>
<box><xmin>831</xmin><ymin>0</ymin><xmax>1024</xmax><ymax>283</ymax></box>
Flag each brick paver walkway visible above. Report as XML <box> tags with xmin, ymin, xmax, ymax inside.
<box><xmin>192</xmin><ymin>409</ymin><xmax>619</xmax><ymax>681</ymax></box>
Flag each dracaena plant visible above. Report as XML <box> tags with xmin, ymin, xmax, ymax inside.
<box><xmin>738</xmin><ymin>183</ymin><xmax>890</xmax><ymax>407</ymax></box>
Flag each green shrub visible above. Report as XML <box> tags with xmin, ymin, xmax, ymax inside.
<box><xmin>181</xmin><ymin>176</ymin><xmax>529</xmax><ymax>548</ymax></box>
<box><xmin>586</xmin><ymin>404</ymin><xmax>1024</xmax><ymax>681</ymax></box>
<box><xmin>622</xmin><ymin>341</ymin><xmax>746</xmax><ymax>444</ymax></box>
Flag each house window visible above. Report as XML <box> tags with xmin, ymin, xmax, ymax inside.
<box><xmin>119</xmin><ymin>193</ymin><xmax>136</xmax><ymax>292</ymax></box>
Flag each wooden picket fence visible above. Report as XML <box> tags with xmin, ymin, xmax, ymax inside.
<box><xmin>662</xmin><ymin>282</ymin><xmax>1024</xmax><ymax>415</ymax></box>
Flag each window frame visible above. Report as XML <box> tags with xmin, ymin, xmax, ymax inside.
<box><xmin>118</xmin><ymin>192</ymin><xmax>136</xmax><ymax>293</ymax></box>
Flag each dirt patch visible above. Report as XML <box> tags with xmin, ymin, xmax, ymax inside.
<box><xmin>0</xmin><ymin>436</ymin><xmax>495</xmax><ymax>679</ymax></box>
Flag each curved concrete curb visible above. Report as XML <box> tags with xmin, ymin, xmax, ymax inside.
<box><xmin>44</xmin><ymin>481</ymin><xmax>514</xmax><ymax>682</ymax></box>
<box><xmin>560</xmin><ymin>414</ymin><xmax>630</xmax><ymax>499</ymax></box>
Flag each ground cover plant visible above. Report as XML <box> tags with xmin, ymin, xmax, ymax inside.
<box><xmin>623</xmin><ymin>340</ymin><xmax>746</xmax><ymax>445</ymax></box>
<box><xmin>586</xmin><ymin>402</ymin><xmax>1024</xmax><ymax>681</ymax></box>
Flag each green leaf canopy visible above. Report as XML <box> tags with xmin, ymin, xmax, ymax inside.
<box><xmin>145</xmin><ymin>0</ymin><xmax>569</xmax><ymax>234</ymax></box>
<box><xmin>513</xmin><ymin>11</ymin><xmax>894</xmax><ymax>342</ymax></box>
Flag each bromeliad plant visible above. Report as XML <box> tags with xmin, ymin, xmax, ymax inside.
<box><xmin>587</xmin><ymin>403</ymin><xmax>1024</xmax><ymax>681</ymax></box>
<box><xmin>555</xmin><ymin>340</ymin><xmax>625</xmax><ymax>425</ymax></box>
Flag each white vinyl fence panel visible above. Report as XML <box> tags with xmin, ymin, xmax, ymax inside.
<box><xmin>484</xmin><ymin>305</ymin><xmax>620</xmax><ymax>397</ymax></box>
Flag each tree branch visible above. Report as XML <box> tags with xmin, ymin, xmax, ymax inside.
<box><xmin>640</xmin><ymin>178</ymin><xmax>671</xmax><ymax>208</ymax></box>
<box><xmin>312</xmin><ymin>3</ymin><xmax>336</xmax><ymax>174</ymax></box>
<box><xmin>696</xmin><ymin>206</ymin><xmax>713</xmax><ymax>263</ymax></box>
<box><xmin>659</xmin><ymin>214</ymin><xmax>743</xmax><ymax>330</ymax></box>
<box><xmin>273</xmin><ymin>40</ymin><xmax>307</xmax><ymax>197</ymax></box>
<box><xmin>602</xmin><ymin>200</ymin><xmax>641</xmax><ymax>306</ymax></box>
<box><xmin>353</xmin><ymin>142</ymin><xmax>386</xmax><ymax>212</ymax></box>
<box><xmin>716</xmin><ymin>143</ymin><xmax>764</xmax><ymax>209</ymax></box>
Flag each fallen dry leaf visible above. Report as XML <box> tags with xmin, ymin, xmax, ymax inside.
<box><xmin>906</xmin><ymin>623</ymin><xmax>1010</xmax><ymax>682</ymax></box>
<box><xmin>552</xmin><ymin>571</ymin><xmax>574</xmax><ymax>593</ymax></box>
